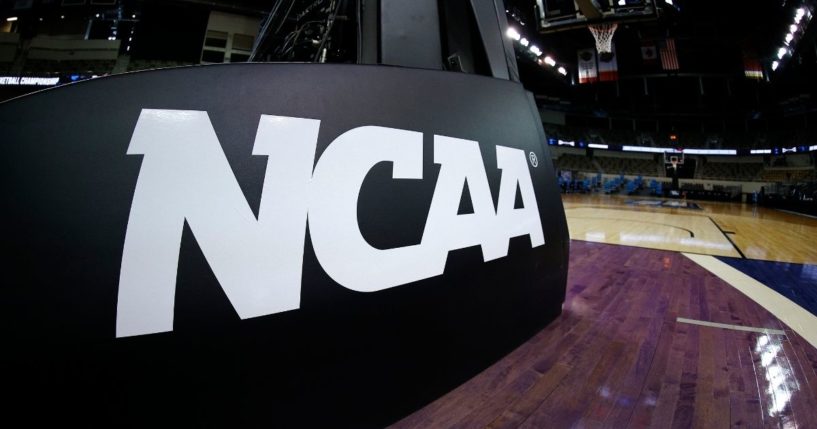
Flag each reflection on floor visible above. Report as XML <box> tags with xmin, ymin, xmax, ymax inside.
<box><xmin>566</xmin><ymin>206</ymin><xmax>739</xmax><ymax>257</ymax></box>
<box><xmin>392</xmin><ymin>241</ymin><xmax>817</xmax><ymax>428</ymax></box>
<box><xmin>625</xmin><ymin>199</ymin><xmax>702</xmax><ymax>210</ymax></box>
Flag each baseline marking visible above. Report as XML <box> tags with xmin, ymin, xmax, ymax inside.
<box><xmin>707</xmin><ymin>216</ymin><xmax>745</xmax><ymax>259</ymax></box>
<box><xmin>683</xmin><ymin>253</ymin><xmax>817</xmax><ymax>349</ymax></box>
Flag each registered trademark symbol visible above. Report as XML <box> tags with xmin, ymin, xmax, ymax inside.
<box><xmin>529</xmin><ymin>151</ymin><xmax>538</xmax><ymax>167</ymax></box>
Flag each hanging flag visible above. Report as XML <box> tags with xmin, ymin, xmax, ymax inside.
<box><xmin>660</xmin><ymin>38</ymin><xmax>679</xmax><ymax>70</ymax></box>
<box><xmin>598</xmin><ymin>45</ymin><xmax>618</xmax><ymax>81</ymax></box>
<box><xmin>577</xmin><ymin>49</ymin><xmax>598</xmax><ymax>84</ymax></box>
<box><xmin>641</xmin><ymin>41</ymin><xmax>657</xmax><ymax>65</ymax></box>
<box><xmin>743</xmin><ymin>50</ymin><xmax>763</xmax><ymax>79</ymax></box>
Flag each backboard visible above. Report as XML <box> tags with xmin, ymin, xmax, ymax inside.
<box><xmin>535</xmin><ymin>0</ymin><xmax>659</xmax><ymax>33</ymax></box>
<box><xmin>663</xmin><ymin>150</ymin><xmax>685</xmax><ymax>165</ymax></box>
<box><xmin>664</xmin><ymin>150</ymin><xmax>684</xmax><ymax>164</ymax></box>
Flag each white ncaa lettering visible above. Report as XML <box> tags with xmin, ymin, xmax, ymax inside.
<box><xmin>116</xmin><ymin>109</ymin><xmax>545</xmax><ymax>337</ymax></box>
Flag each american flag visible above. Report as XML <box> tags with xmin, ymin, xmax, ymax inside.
<box><xmin>660</xmin><ymin>38</ymin><xmax>679</xmax><ymax>71</ymax></box>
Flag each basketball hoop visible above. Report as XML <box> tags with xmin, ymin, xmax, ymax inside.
<box><xmin>588</xmin><ymin>22</ymin><xmax>618</xmax><ymax>61</ymax></box>
<box><xmin>669</xmin><ymin>154</ymin><xmax>680</xmax><ymax>171</ymax></box>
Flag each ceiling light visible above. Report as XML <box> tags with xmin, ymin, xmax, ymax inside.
<box><xmin>772</xmin><ymin>61</ymin><xmax>779</xmax><ymax>71</ymax></box>
<box><xmin>544</xmin><ymin>56</ymin><xmax>556</xmax><ymax>66</ymax></box>
<box><xmin>777</xmin><ymin>47</ymin><xmax>787</xmax><ymax>59</ymax></box>
<box><xmin>506</xmin><ymin>27</ymin><xmax>521</xmax><ymax>41</ymax></box>
<box><xmin>558</xmin><ymin>66</ymin><xmax>567</xmax><ymax>75</ymax></box>
<box><xmin>530</xmin><ymin>45</ymin><xmax>542</xmax><ymax>56</ymax></box>
<box><xmin>520</xmin><ymin>37</ymin><xmax>529</xmax><ymax>47</ymax></box>
<box><xmin>790</xmin><ymin>24</ymin><xmax>798</xmax><ymax>32</ymax></box>
<box><xmin>6</xmin><ymin>16</ymin><xmax>18</xmax><ymax>22</ymax></box>
<box><xmin>785</xmin><ymin>33</ymin><xmax>794</xmax><ymax>44</ymax></box>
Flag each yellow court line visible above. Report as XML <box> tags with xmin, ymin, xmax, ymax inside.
<box><xmin>683</xmin><ymin>253</ymin><xmax>817</xmax><ymax>349</ymax></box>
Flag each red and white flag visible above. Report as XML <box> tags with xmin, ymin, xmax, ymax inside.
<box><xmin>598</xmin><ymin>45</ymin><xmax>619</xmax><ymax>81</ymax></box>
<box><xmin>660</xmin><ymin>38</ymin><xmax>679</xmax><ymax>70</ymax></box>
<box><xmin>578</xmin><ymin>49</ymin><xmax>598</xmax><ymax>84</ymax></box>
<box><xmin>743</xmin><ymin>51</ymin><xmax>763</xmax><ymax>79</ymax></box>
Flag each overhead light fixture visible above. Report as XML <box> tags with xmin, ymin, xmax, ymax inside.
<box><xmin>506</xmin><ymin>27</ymin><xmax>521</xmax><ymax>41</ymax></box>
<box><xmin>777</xmin><ymin>47</ymin><xmax>787</xmax><ymax>59</ymax></box>
<box><xmin>790</xmin><ymin>24</ymin><xmax>798</xmax><ymax>32</ymax></box>
<box><xmin>544</xmin><ymin>56</ymin><xmax>556</xmax><ymax>66</ymax></box>
<box><xmin>520</xmin><ymin>37</ymin><xmax>529</xmax><ymax>47</ymax></box>
<box><xmin>772</xmin><ymin>60</ymin><xmax>779</xmax><ymax>71</ymax></box>
<box><xmin>529</xmin><ymin>45</ymin><xmax>542</xmax><ymax>56</ymax></box>
<box><xmin>6</xmin><ymin>16</ymin><xmax>18</xmax><ymax>22</ymax></box>
<box><xmin>557</xmin><ymin>66</ymin><xmax>567</xmax><ymax>75</ymax></box>
<box><xmin>795</xmin><ymin>8</ymin><xmax>805</xmax><ymax>23</ymax></box>
<box><xmin>618</xmin><ymin>0</ymin><xmax>626</xmax><ymax>5</ymax></box>
<box><xmin>785</xmin><ymin>33</ymin><xmax>794</xmax><ymax>44</ymax></box>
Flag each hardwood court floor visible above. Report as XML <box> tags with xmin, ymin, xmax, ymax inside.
<box><xmin>392</xmin><ymin>195</ymin><xmax>817</xmax><ymax>428</ymax></box>
<box><xmin>391</xmin><ymin>241</ymin><xmax>817</xmax><ymax>428</ymax></box>
<box><xmin>562</xmin><ymin>194</ymin><xmax>817</xmax><ymax>264</ymax></box>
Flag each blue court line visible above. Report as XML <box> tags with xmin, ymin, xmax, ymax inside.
<box><xmin>716</xmin><ymin>257</ymin><xmax>817</xmax><ymax>318</ymax></box>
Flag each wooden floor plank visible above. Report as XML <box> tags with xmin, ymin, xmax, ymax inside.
<box><xmin>390</xmin><ymin>239</ymin><xmax>817</xmax><ymax>428</ymax></box>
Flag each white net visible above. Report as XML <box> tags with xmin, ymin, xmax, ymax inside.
<box><xmin>588</xmin><ymin>22</ymin><xmax>618</xmax><ymax>55</ymax></box>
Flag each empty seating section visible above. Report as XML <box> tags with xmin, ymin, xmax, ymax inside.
<box><xmin>554</xmin><ymin>154</ymin><xmax>598</xmax><ymax>173</ymax></box>
<box><xmin>23</xmin><ymin>59</ymin><xmax>116</xmax><ymax>75</ymax></box>
<box><xmin>701</xmin><ymin>162</ymin><xmax>763</xmax><ymax>181</ymax></box>
<box><xmin>760</xmin><ymin>169</ymin><xmax>817</xmax><ymax>183</ymax></box>
<box><xmin>0</xmin><ymin>32</ymin><xmax>20</xmax><ymax>73</ymax></box>
<box><xmin>545</xmin><ymin>124</ymin><xmax>817</xmax><ymax>150</ymax></box>
<box><xmin>127</xmin><ymin>59</ymin><xmax>195</xmax><ymax>72</ymax></box>
<box><xmin>648</xmin><ymin>179</ymin><xmax>665</xmax><ymax>196</ymax></box>
<box><xmin>594</xmin><ymin>156</ymin><xmax>657</xmax><ymax>176</ymax></box>
<box><xmin>624</xmin><ymin>176</ymin><xmax>644</xmax><ymax>194</ymax></box>
<box><xmin>17</xmin><ymin>37</ymin><xmax>120</xmax><ymax>76</ymax></box>
<box><xmin>603</xmin><ymin>176</ymin><xmax>624</xmax><ymax>194</ymax></box>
